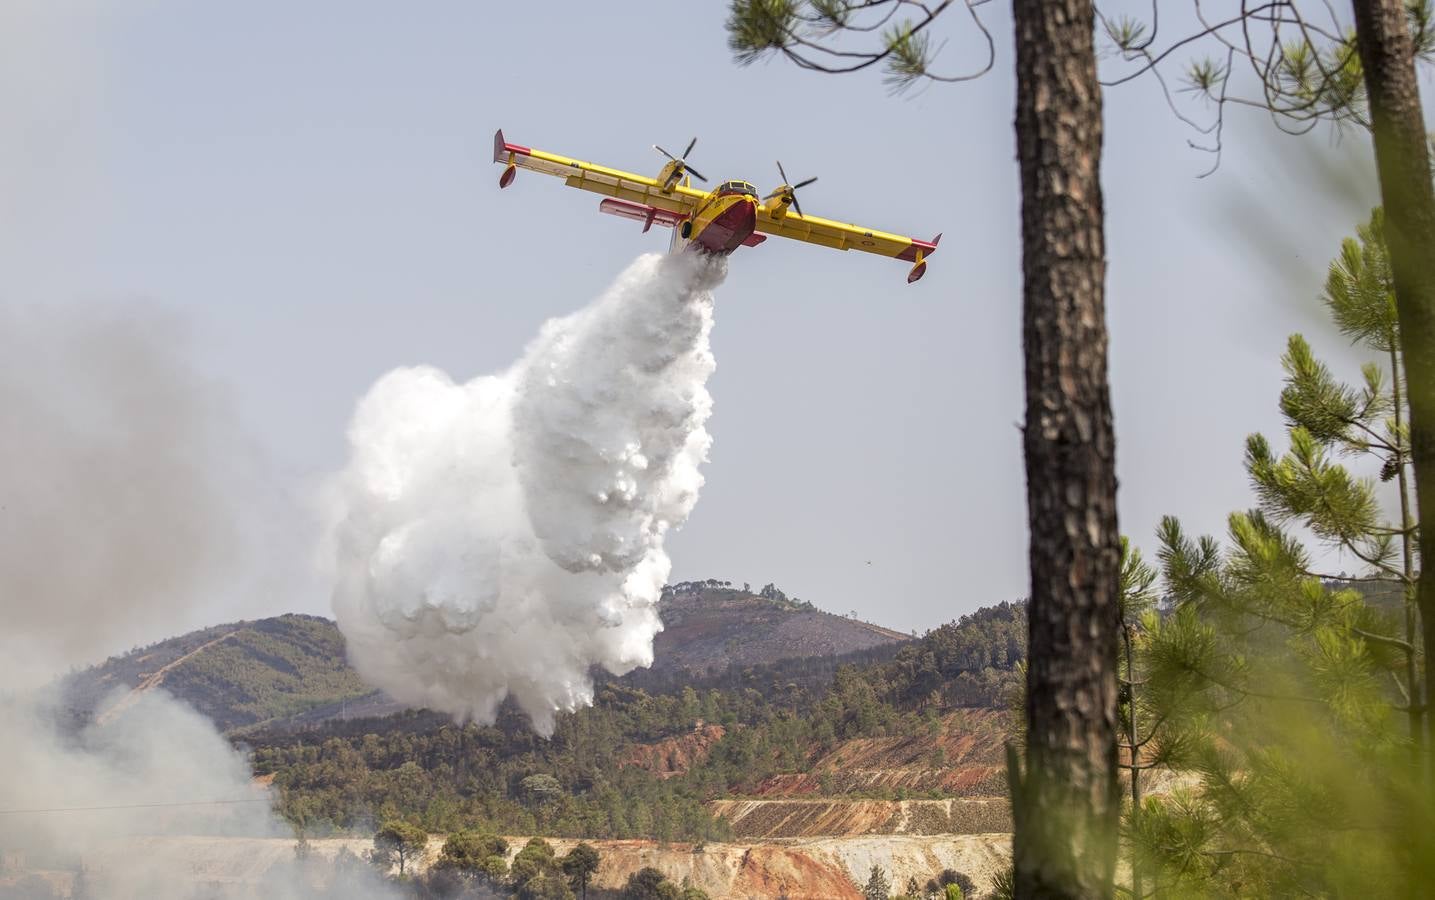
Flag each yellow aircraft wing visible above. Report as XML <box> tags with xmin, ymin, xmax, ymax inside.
<box><xmin>754</xmin><ymin>207</ymin><xmax>941</xmax><ymax>282</ymax></box>
<box><xmin>494</xmin><ymin>130</ymin><xmax>705</xmax><ymax>220</ymax></box>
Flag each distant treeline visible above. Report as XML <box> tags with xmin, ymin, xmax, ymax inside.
<box><xmin>662</xmin><ymin>579</ymin><xmax>816</xmax><ymax>610</ymax></box>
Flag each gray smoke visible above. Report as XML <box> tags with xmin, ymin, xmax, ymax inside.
<box><xmin>0</xmin><ymin>303</ymin><xmax>396</xmax><ymax>899</ymax></box>
<box><xmin>0</xmin><ymin>305</ymin><xmax>250</xmax><ymax>682</ymax></box>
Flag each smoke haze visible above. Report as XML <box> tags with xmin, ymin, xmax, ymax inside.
<box><xmin>0</xmin><ymin>305</ymin><xmax>265</xmax><ymax>684</ymax></box>
<box><xmin>0</xmin><ymin>302</ymin><xmax>395</xmax><ymax>898</ymax></box>
<box><xmin>327</xmin><ymin>252</ymin><xmax>723</xmax><ymax>735</ymax></box>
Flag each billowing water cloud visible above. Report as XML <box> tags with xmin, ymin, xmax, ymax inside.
<box><xmin>327</xmin><ymin>252</ymin><xmax>724</xmax><ymax>734</ymax></box>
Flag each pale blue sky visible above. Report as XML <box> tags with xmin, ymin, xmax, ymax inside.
<box><xmin>2</xmin><ymin>1</ymin><xmax>1401</xmax><ymax>641</ymax></box>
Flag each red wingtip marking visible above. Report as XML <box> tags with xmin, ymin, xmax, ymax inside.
<box><xmin>896</xmin><ymin>235</ymin><xmax>941</xmax><ymax>262</ymax></box>
<box><xmin>492</xmin><ymin>128</ymin><xmax>531</xmax><ymax>163</ymax></box>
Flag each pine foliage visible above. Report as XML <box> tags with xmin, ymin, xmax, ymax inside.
<box><xmin>1116</xmin><ymin>210</ymin><xmax>1429</xmax><ymax>896</ymax></box>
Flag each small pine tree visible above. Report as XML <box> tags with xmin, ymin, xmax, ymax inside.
<box><xmin>1251</xmin><ymin>207</ymin><xmax>1422</xmax><ymax>747</ymax></box>
<box><xmin>373</xmin><ymin>820</ymin><xmax>427</xmax><ymax>876</ymax></box>
<box><xmin>861</xmin><ymin>864</ymin><xmax>891</xmax><ymax>900</ymax></box>
<box><xmin>1119</xmin><ymin>210</ymin><xmax>1431</xmax><ymax>896</ymax></box>
<box><xmin>561</xmin><ymin>842</ymin><xmax>600</xmax><ymax>900</ymax></box>
<box><xmin>1115</xmin><ymin>538</ymin><xmax>1197</xmax><ymax>898</ymax></box>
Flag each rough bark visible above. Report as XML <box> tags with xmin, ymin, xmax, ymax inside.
<box><xmin>1351</xmin><ymin>0</ymin><xmax>1435</xmax><ymax>761</ymax></box>
<box><xmin>1011</xmin><ymin>0</ymin><xmax>1122</xmax><ymax>895</ymax></box>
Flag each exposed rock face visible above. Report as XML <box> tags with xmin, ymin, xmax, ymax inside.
<box><xmin>747</xmin><ymin>709</ymin><xmax>1010</xmax><ymax>800</ymax></box>
<box><xmin>43</xmin><ymin>834</ymin><xmax>1011</xmax><ymax>900</ymax></box>
<box><xmin>710</xmin><ymin>798</ymin><xmax>1011</xmax><ymax>838</ymax></box>
<box><xmin>620</xmin><ymin>723</ymin><xmax>727</xmax><ymax>778</ymax></box>
<box><xmin>706</xmin><ymin>709</ymin><xmax>1012</xmax><ymax>840</ymax></box>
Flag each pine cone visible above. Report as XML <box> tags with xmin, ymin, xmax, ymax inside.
<box><xmin>1380</xmin><ymin>456</ymin><xmax>1400</xmax><ymax>482</ymax></box>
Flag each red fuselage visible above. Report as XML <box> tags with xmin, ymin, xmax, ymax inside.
<box><xmin>687</xmin><ymin>195</ymin><xmax>757</xmax><ymax>256</ymax></box>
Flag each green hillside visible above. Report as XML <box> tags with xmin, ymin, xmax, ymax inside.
<box><xmin>246</xmin><ymin>602</ymin><xmax>1025</xmax><ymax>840</ymax></box>
<box><xmin>63</xmin><ymin>583</ymin><xmax>909</xmax><ymax>735</ymax></box>
<box><xmin>63</xmin><ymin>614</ymin><xmax>371</xmax><ymax>733</ymax></box>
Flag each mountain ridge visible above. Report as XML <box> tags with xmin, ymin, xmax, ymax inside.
<box><xmin>61</xmin><ymin>584</ymin><xmax>910</xmax><ymax>734</ymax></box>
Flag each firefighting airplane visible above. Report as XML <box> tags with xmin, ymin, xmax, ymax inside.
<box><xmin>494</xmin><ymin>130</ymin><xmax>941</xmax><ymax>283</ymax></box>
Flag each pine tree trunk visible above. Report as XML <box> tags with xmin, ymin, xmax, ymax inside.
<box><xmin>1011</xmin><ymin>0</ymin><xmax>1122</xmax><ymax>895</ymax></box>
<box><xmin>1390</xmin><ymin>346</ymin><xmax>1422</xmax><ymax>756</ymax></box>
<box><xmin>1350</xmin><ymin>0</ymin><xmax>1435</xmax><ymax>768</ymax></box>
<box><xmin>1124</xmin><ymin>624</ymin><xmax>1143</xmax><ymax>899</ymax></box>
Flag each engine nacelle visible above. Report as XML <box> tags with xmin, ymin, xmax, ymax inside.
<box><xmin>764</xmin><ymin>190</ymin><xmax>794</xmax><ymax>222</ymax></box>
<box><xmin>658</xmin><ymin>159</ymin><xmax>685</xmax><ymax>193</ymax></box>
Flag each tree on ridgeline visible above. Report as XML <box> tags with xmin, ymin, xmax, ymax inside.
<box><xmin>511</xmin><ymin>837</ymin><xmax>571</xmax><ymax>899</ymax></box>
<box><xmin>373</xmin><ymin>819</ymin><xmax>428</xmax><ymax>876</ymax></box>
<box><xmin>435</xmin><ymin>830</ymin><xmax>509</xmax><ymax>886</ymax></box>
<box><xmin>727</xmin><ymin>4</ymin><xmax>1122</xmax><ymax>891</ymax></box>
<box><xmin>621</xmin><ymin>866</ymin><xmax>669</xmax><ymax>900</ymax></box>
<box><xmin>560</xmin><ymin>843</ymin><xmax>601</xmax><ymax>900</ymax></box>
<box><xmin>519</xmin><ymin>871</ymin><xmax>575</xmax><ymax>900</ymax></box>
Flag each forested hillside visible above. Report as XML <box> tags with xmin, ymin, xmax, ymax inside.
<box><xmin>61</xmin><ymin>614</ymin><xmax>370</xmax><ymax>733</ymax></box>
<box><xmin>60</xmin><ymin>583</ymin><xmax>909</xmax><ymax>735</ymax></box>
<box><xmin>245</xmin><ymin>602</ymin><xmax>1026</xmax><ymax>841</ymax></box>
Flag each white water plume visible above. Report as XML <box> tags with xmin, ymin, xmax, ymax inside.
<box><xmin>327</xmin><ymin>252</ymin><xmax>724</xmax><ymax>735</ymax></box>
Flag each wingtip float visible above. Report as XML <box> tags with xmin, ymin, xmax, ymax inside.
<box><xmin>493</xmin><ymin>129</ymin><xmax>940</xmax><ymax>284</ymax></box>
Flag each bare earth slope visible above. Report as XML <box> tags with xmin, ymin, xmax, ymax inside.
<box><xmin>59</xmin><ymin>834</ymin><xmax>1011</xmax><ymax>900</ymax></box>
<box><xmin>705</xmin><ymin>709</ymin><xmax>1013</xmax><ymax>840</ymax></box>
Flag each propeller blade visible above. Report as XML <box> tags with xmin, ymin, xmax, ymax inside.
<box><xmin>683</xmin><ymin>165</ymin><xmax>709</xmax><ymax>183</ymax></box>
<box><xmin>776</xmin><ymin>160</ymin><xmax>790</xmax><ymax>187</ymax></box>
<box><xmin>683</xmin><ymin>136</ymin><xmax>698</xmax><ymax>158</ymax></box>
<box><xmin>792</xmin><ymin>194</ymin><xmax>804</xmax><ymax>218</ymax></box>
<box><xmin>654</xmin><ymin>145</ymin><xmax>677</xmax><ymax>161</ymax></box>
<box><xmin>793</xmin><ymin>176</ymin><xmax>819</xmax><ymax>190</ymax></box>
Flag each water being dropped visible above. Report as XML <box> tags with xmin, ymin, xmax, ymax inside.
<box><xmin>327</xmin><ymin>252</ymin><xmax>725</xmax><ymax>735</ymax></box>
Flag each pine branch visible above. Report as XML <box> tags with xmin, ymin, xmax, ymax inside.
<box><xmin>1350</xmin><ymin>626</ymin><xmax>1418</xmax><ymax>655</ymax></box>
